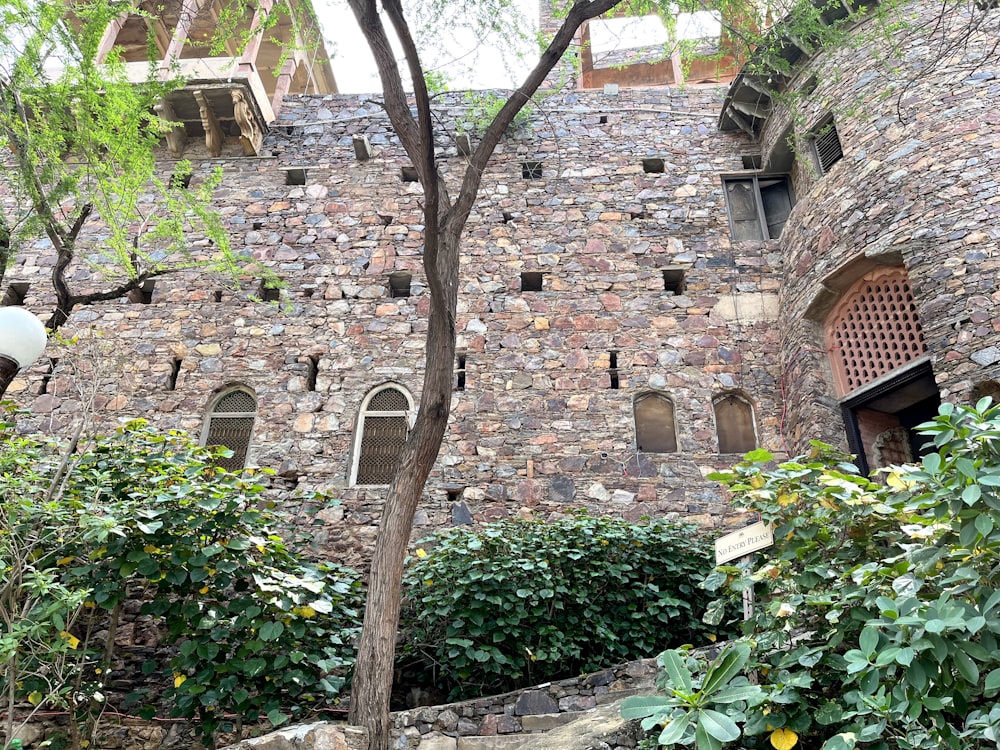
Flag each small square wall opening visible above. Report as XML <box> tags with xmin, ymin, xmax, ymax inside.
<box><xmin>128</xmin><ymin>279</ymin><xmax>155</xmax><ymax>304</ymax></box>
<box><xmin>285</xmin><ymin>168</ymin><xmax>307</xmax><ymax>186</ymax></box>
<box><xmin>741</xmin><ymin>154</ymin><xmax>762</xmax><ymax>170</ymax></box>
<box><xmin>170</xmin><ymin>170</ymin><xmax>192</xmax><ymax>189</ymax></box>
<box><xmin>662</xmin><ymin>268</ymin><xmax>685</xmax><ymax>294</ymax></box>
<box><xmin>2</xmin><ymin>282</ymin><xmax>29</xmax><ymax>306</ymax></box>
<box><xmin>259</xmin><ymin>280</ymin><xmax>281</xmax><ymax>302</ymax></box>
<box><xmin>642</xmin><ymin>158</ymin><xmax>665</xmax><ymax>174</ymax></box>
<box><xmin>521</xmin><ymin>161</ymin><xmax>543</xmax><ymax>180</ymax></box>
<box><xmin>401</xmin><ymin>166</ymin><xmax>419</xmax><ymax>182</ymax></box>
<box><xmin>389</xmin><ymin>271</ymin><xmax>412</xmax><ymax>298</ymax></box>
<box><xmin>520</xmin><ymin>271</ymin><xmax>544</xmax><ymax>292</ymax></box>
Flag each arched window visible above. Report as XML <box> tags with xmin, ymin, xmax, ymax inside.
<box><xmin>714</xmin><ymin>393</ymin><xmax>757</xmax><ymax>454</ymax></box>
<box><xmin>634</xmin><ymin>392</ymin><xmax>677</xmax><ymax>453</ymax></box>
<box><xmin>202</xmin><ymin>386</ymin><xmax>257</xmax><ymax>472</ymax></box>
<box><xmin>351</xmin><ymin>384</ymin><xmax>414</xmax><ymax>485</ymax></box>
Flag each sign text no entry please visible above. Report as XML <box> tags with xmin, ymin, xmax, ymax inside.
<box><xmin>714</xmin><ymin>520</ymin><xmax>774</xmax><ymax>565</ymax></box>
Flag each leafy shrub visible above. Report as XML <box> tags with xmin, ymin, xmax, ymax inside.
<box><xmin>630</xmin><ymin>399</ymin><xmax>1000</xmax><ymax>749</ymax></box>
<box><xmin>399</xmin><ymin>513</ymin><xmax>725</xmax><ymax>699</ymax></box>
<box><xmin>0</xmin><ymin>420</ymin><xmax>363</xmax><ymax>749</ymax></box>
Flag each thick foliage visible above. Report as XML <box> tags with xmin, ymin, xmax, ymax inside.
<box><xmin>400</xmin><ymin>513</ymin><xmax>724</xmax><ymax>699</ymax></box>
<box><xmin>0</xmin><ymin>420</ymin><xmax>363</xmax><ymax>749</ymax></box>
<box><xmin>628</xmin><ymin>399</ymin><xmax>1000</xmax><ymax>750</ymax></box>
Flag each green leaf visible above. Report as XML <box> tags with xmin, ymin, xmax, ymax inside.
<box><xmin>266</xmin><ymin>709</ymin><xmax>289</xmax><ymax>727</ymax></box>
<box><xmin>658</xmin><ymin>712</ymin><xmax>692</xmax><ymax>745</ymax></box>
<box><xmin>859</xmin><ymin>627</ymin><xmax>878</xmax><ymax>658</ymax></box>
<box><xmin>698</xmin><ymin>709</ymin><xmax>741</xmax><ymax>742</ymax></box>
<box><xmin>620</xmin><ymin>695</ymin><xmax>672</xmax><ymax>719</ymax></box>
<box><xmin>702</xmin><ymin>643</ymin><xmax>750</xmax><ymax>696</ymax></box>
<box><xmin>259</xmin><ymin>620</ymin><xmax>285</xmax><ymax>641</ymax></box>
<box><xmin>711</xmin><ymin>684</ymin><xmax>764</xmax><ymax>704</ymax></box>
<box><xmin>984</xmin><ymin>668</ymin><xmax>1000</xmax><ymax>695</ymax></box>
<box><xmin>659</xmin><ymin>650</ymin><xmax>694</xmax><ymax>694</ymax></box>
<box><xmin>822</xmin><ymin>733</ymin><xmax>857</xmax><ymax>750</ymax></box>
<box><xmin>694</xmin><ymin>718</ymin><xmax>724</xmax><ymax>750</ymax></box>
<box><xmin>953</xmin><ymin>649</ymin><xmax>980</xmax><ymax>684</ymax></box>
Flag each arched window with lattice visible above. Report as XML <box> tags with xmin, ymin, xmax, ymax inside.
<box><xmin>713</xmin><ymin>392</ymin><xmax>757</xmax><ymax>454</ymax></box>
<box><xmin>634</xmin><ymin>392</ymin><xmax>677</xmax><ymax>453</ymax></box>
<box><xmin>202</xmin><ymin>386</ymin><xmax>257</xmax><ymax>472</ymax></box>
<box><xmin>351</xmin><ymin>384</ymin><xmax>414</xmax><ymax>485</ymax></box>
<box><xmin>825</xmin><ymin>267</ymin><xmax>928</xmax><ymax>396</ymax></box>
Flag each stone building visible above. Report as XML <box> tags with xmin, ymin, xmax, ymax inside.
<box><xmin>3</xmin><ymin>0</ymin><xmax>999</xmax><ymax>566</ymax></box>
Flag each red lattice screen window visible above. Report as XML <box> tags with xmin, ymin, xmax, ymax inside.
<box><xmin>825</xmin><ymin>267</ymin><xmax>927</xmax><ymax>395</ymax></box>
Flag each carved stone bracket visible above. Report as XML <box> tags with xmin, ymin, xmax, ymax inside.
<box><xmin>154</xmin><ymin>98</ymin><xmax>188</xmax><ymax>159</ymax></box>
<box><xmin>192</xmin><ymin>89</ymin><xmax>223</xmax><ymax>157</ymax></box>
<box><xmin>232</xmin><ymin>88</ymin><xmax>263</xmax><ymax>156</ymax></box>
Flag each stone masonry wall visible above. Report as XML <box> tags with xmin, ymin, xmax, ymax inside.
<box><xmin>3</xmin><ymin>85</ymin><xmax>783</xmax><ymax>567</ymax></box>
<box><xmin>758</xmin><ymin>1</ymin><xmax>1000</xmax><ymax>451</ymax></box>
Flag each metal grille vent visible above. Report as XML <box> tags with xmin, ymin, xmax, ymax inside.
<box><xmin>369</xmin><ymin>388</ymin><xmax>408</xmax><ymax>411</ymax></box>
<box><xmin>812</xmin><ymin>115</ymin><xmax>843</xmax><ymax>174</ymax></box>
<box><xmin>215</xmin><ymin>390</ymin><xmax>257</xmax><ymax>413</ymax></box>
<box><xmin>828</xmin><ymin>270</ymin><xmax>927</xmax><ymax>394</ymax></box>
<box><xmin>357</xmin><ymin>416</ymin><xmax>408</xmax><ymax>484</ymax></box>
<box><xmin>206</xmin><ymin>416</ymin><xmax>254</xmax><ymax>472</ymax></box>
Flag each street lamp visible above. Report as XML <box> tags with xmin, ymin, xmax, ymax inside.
<box><xmin>0</xmin><ymin>307</ymin><xmax>48</xmax><ymax>399</ymax></box>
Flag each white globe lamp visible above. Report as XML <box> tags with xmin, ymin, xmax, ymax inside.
<box><xmin>0</xmin><ymin>307</ymin><xmax>48</xmax><ymax>398</ymax></box>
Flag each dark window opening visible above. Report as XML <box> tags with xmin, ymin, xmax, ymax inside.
<box><xmin>811</xmin><ymin>114</ymin><xmax>843</xmax><ymax>174</ymax></box>
<box><xmin>170</xmin><ymin>170</ymin><xmax>192</xmax><ymax>189</ymax></box>
<box><xmin>447</xmin><ymin>487</ymin><xmax>464</xmax><ymax>503</ymax></box>
<box><xmin>253</xmin><ymin>221</ymin><xmax>264</xmax><ymax>230</ymax></box>
<box><xmin>609</xmin><ymin>350</ymin><xmax>620</xmax><ymax>390</ymax></box>
<box><xmin>389</xmin><ymin>271</ymin><xmax>412</xmax><ymax>298</ymax></box>
<box><xmin>642</xmin><ymin>157</ymin><xmax>665</xmax><ymax>174</ymax></box>
<box><xmin>724</xmin><ymin>175</ymin><xmax>794</xmax><ymax>241</ymax></box>
<box><xmin>521</xmin><ymin>161</ymin><xmax>543</xmax><ymax>180</ymax></box>
<box><xmin>259</xmin><ymin>280</ymin><xmax>281</xmax><ymax>302</ymax></box>
<box><xmin>741</xmin><ymin>154</ymin><xmax>762</xmax><ymax>170</ymax></box>
<box><xmin>379</xmin><ymin>214</ymin><xmax>394</xmax><ymax>226</ymax></box>
<box><xmin>307</xmin><ymin>355</ymin><xmax>319</xmax><ymax>392</ymax></box>
<box><xmin>214</xmin><ymin>290</ymin><xmax>224</xmax><ymax>303</ymax></box>
<box><xmin>976</xmin><ymin>0</ymin><xmax>999</xmax><ymax>9</ymax></box>
<box><xmin>285</xmin><ymin>168</ymin><xmax>307</xmax><ymax>186</ymax></box>
<box><xmin>714</xmin><ymin>394</ymin><xmax>757</xmax><ymax>454</ymax></box>
<box><xmin>456</xmin><ymin>351</ymin><xmax>467</xmax><ymax>391</ymax></box>
<box><xmin>284</xmin><ymin>125</ymin><xmax>296</xmax><ymax>135</ymax></box>
<box><xmin>842</xmin><ymin>361</ymin><xmax>940</xmax><ymax>475</ymax></box>
<box><xmin>634</xmin><ymin>393</ymin><xmax>677</xmax><ymax>453</ymax></box>
<box><xmin>38</xmin><ymin>357</ymin><xmax>58</xmax><ymax>395</ymax></box>
<box><xmin>599</xmin><ymin>114</ymin><xmax>609</xmax><ymax>124</ymax></box>
<box><xmin>631</xmin><ymin>210</ymin><xmax>648</xmax><ymax>220</ymax></box>
<box><xmin>502</xmin><ymin>211</ymin><xmax>514</xmax><ymax>223</ymax></box>
<box><xmin>356</xmin><ymin>386</ymin><xmax>410</xmax><ymax>485</ymax></box>
<box><xmin>2</xmin><ymin>282</ymin><xmax>29</xmax><ymax>306</ymax></box>
<box><xmin>662</xmin><ymin>268</ymin><xmax>686</xmax><ymax>294</ymax></box>
<box><xmin>167</xmin><ymin>358</ymin><xmax>182</xmax><ymax>391</ymax></box>
<box><xmin>303</xmin><ymin>287</ymin><xmax>315</xmax><ymax>298</ymax></box>
<box><xmin>128</xmin><ymin>279</ymin><xmax>155</xmax><ymax>304</ymax></box>
<box><xmin>401</xmin><ymin>166</ymin><xmax>419</xmax><ymax>182</ymax></box>
<box><xmin>204</xmin><ymin>388</ymin><xmax>257</xmax><ymax>473</ymax></box>
<box><xmin>799</xmin><ymin>75</ymin><xmax>819</xmax><ymax>96</ymax></box>
<box><xmin>520</xmin><ymin>271</ymin><xmax>544</xmax><ymax>292</ymax></box>
<box><xmin>972</xmin><ymin>380</ymin><xmax>1000</xmax><ymax>406</ymax></box>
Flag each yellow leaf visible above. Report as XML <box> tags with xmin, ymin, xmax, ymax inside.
<box><xmin>777</xmin><ymin>493</ymin><xmax>797</xmax><ymax>507</ymax></box>
<box><xmin>60</xmin><ymin>631</ymin><xmax>80</xmax><ymax>649</ymax></box>
<box><xmin>174</xmin><ymin>674</ymin><xmax>187</xmax><ymax>688</ymax></box>
<box><xmin>770</xmin><ymin>727</ymin><xmax>799</xmax><ymax>750</ymax></box>
<box><xmin>707</xmin><ymin>633</ymin><xmax>717</xmax><ymax>642</ymax></box>
<box><xmin>423</xmin><ymin>578</ymin><xmax>433</xmax><ymax>587</ymax></box>
<box><xmin>750</xmin><ymin>475</ymin><xmax>766</xmax><ymax>489</ymax></box>
<box><xmin>199</xmin><ymin>586</ymin><xmax>209</xmax><ymax>595</ymax></box>
<box><xmin>56</xmin><ymin>556</ymin><xmax>73</xmax><ymax>566</ymax></box>
<box><xmin>415</xmin><ymin>548</ymin><xmax>427</xmax><ymax>559</ymax></box>
<box><xmin>28</xmin><ymin>691</ymin><xmax>43</xmax><ymax>706</ymax></box>
<box><xmin>144</xmin><ymin>545</ymin><xmax>159</xmax><ymax>553</ymax></box>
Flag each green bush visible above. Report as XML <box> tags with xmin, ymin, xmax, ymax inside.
<box><xmin>0</xmin><ymin>420</ymin><xmax>363</xmax><ymax>749</ymax></box>
<box><xmin>628</xmin><ymin>399</ymin><xmax>1000</xmax><ymax>750</ymax></box>
<box><xmin>399</xmin><ymin>513</ymin><xmax>725</xmax><ymax>699</ymax></box>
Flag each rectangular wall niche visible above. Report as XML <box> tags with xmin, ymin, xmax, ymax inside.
<box><xmin>285</xmin><ymin>168</ymin><xmax>308</xmax><ymax>186</ymax></box>
<box><xmin>401</xmin><ymin>166</ymin><xmax>419</xmax><ymax>182</ymax></box>
<box><xmin>389</xmin><ymin>271</ymin><xmax>412</xmax><ymax>298</ymax></box>
<box><xmin>128</xmin><ymin>279</ymin><xmax>155</xmax><ymax>304</ymax></box>
<box><xmin>662</xmin><ymin>268</ymin><xmax>686</xmax><ymax>294</ymax></box>
<box><xmin>520</xmin><ymin>271</ymin><xmax>544</xmax><ymax>291</ymax></box>
<box><xmin>1</xmin><ymin>282</ymin><xmax>29</xmax><ymax>306</ymax></box>
<box><xmin>642</xmin><ymin>157</ymin><xmax>665</xmax><ymax>174</ymax></box>
<box><xmin>521</xmin><ymin>161</ymin><xmax>543</xmax><ymax>180</ymax></box>
<box><xmin>259</xmin><ymin>280</ymin><xmax>281</xmax><ymax>302</ymax></box>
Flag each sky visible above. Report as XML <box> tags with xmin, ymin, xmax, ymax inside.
<box><xmin>315</xmin><ymin>1</ymin><xmax>539</xmax><ymax>94</ymax></box>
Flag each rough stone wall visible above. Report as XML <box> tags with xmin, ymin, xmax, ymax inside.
<box><xmin>3</xmin><ymin>85</ymin><xmax>782</xmax><ymax>567</ymax></box>
<box><xmin>758</xmin><ymin>2</ymin><xmax>1000</xmax><ymax>451</ymax></box>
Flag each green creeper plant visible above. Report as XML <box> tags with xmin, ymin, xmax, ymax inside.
<box><xmin>399</xmin><ymin>513</ymin><xmax>726</xmax><ymax>700</ymax></box>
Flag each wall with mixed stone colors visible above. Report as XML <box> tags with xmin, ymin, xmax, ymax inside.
<box><xmin>759</xmin><ymin>2</ymin><xmax>1000</xmax><ymax>450</ymax></box>
<box><xmin>3</xmin><ymin>85</ymin><xmax>782</xmax><ymax>566</ymax></box>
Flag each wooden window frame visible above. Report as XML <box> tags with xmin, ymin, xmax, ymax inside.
<box><xmin>200</xmin><ymin>385</ymin><xmax>258</xmax><ymax>472</ymax></box>
<box><xmin>722</xmin><ymin>173</ymin><xmax>794</xmax><ymax>241</ymax></box>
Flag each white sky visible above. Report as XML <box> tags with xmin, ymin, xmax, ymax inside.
<box><xmin>315</xmin><ymin>1</ymin><xmax>538</xmax><ymax>94</ymax></box>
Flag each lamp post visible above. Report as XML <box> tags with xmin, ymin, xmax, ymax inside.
<box><xmin>0</xmin><ymin>307</ymin><xmax>48</xmax><ymax>399</ymax></box>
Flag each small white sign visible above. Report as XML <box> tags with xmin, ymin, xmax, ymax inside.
<box><xmin>714</xmin><ymin>520</ymin><xmax>774</xmax><ymax>565</ymax></box>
